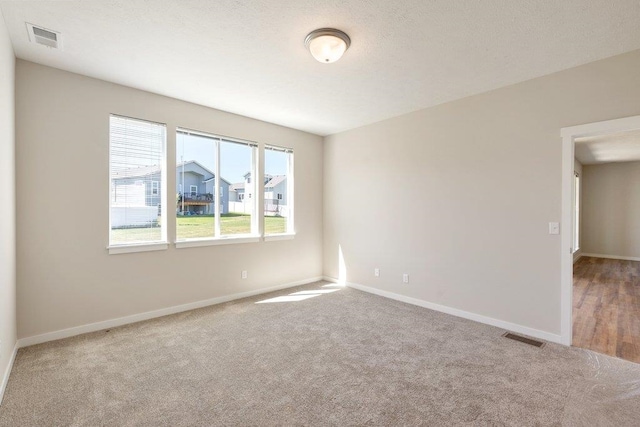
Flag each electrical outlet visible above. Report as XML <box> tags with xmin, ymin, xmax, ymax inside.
<box><xmin>241</xmin><ymin>270</ymin><xmax>248</xmax><ymax>279</ymax></box>
<box><xmin>403</xmin><ymin>273</ymin><xmax>409</xmax><ymax>283</ymax></box>
<box><xmin>374</xmin><ymin>268</ymin><xmax>380</xmax><ymax>277</ymax></box>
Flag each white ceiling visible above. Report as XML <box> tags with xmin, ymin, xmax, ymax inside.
<box><xmin>575</xmin><ymin>130</ymin><xmax>640</xmax><ymax>165</ymax></box>
<box><xmin>2</xmin><ymin>1</ymin><xmax>640</xmax><ymax>136</ymax></box>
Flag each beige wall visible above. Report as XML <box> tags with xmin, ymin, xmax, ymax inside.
<box><xmin>582</xmin><ymin>161</ymin><xmax>640</xmax><ymax>259</ymax></box>
<box><xmin>324</xmin><ymin>49</ymin><xmax>640</xmax><ymax>337</ymax></box>
<box><xmin>0</xmin><ymin>9</ymin><xmax>16</xmax><ymax>393</ymax></box>
<box><xmin>15</xmin><ymin>60</ymin><xmax>323</xmax><ymax>339</ymax></box>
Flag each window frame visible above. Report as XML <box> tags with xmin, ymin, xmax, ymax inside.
<box><xmin>108</xmin><ymin>114</ymin><xmax>168</xmax><ymax>254</ymax></box>
<box><xmin>264</xmin><ymin>144</ymin><xmax>295</xmax><ymax>241</ymax></box>
<box><xmin>175</xmin><ymin>127</ymin><xmax>259</xmax><ymax>248</ymax></box>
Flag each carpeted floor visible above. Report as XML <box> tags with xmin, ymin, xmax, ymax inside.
<box><xmin>1</xmin><ymin>281</ymin><xmax>639</xmax><ymax>426</ymax></box>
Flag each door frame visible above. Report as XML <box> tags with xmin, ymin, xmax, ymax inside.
<box><xmin>560</xmin><ymin>114</ymin><xmax>640</xmax><ymax>345</ymax></box>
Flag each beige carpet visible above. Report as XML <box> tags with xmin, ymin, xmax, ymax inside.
<box><xmin>1</xmin><ymin>281</ymin><xmax>639</xmax><ymax>426</ymax></box>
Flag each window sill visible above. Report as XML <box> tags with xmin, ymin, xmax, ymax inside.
<box><xmin>108</xmin><ymin>242</ymin><xmax>169</xmax><ymax>255</ymax></box>
<box><xmin>175</xmin><ymin>235</ymin><xmax>261</xmax><ymax>249</ymax></box>
<box><xmin>264</xmin><ymin>233</ymin><xmax>296</xmax><ymax>242</ymax></box>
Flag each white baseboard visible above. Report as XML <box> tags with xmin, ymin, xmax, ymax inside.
<box><xmin>581</xmin><ymin>253</ymin><xmax>640</xmax><ymax>262</ymax></box>
<box><xmin>323</xmin><ymin>276</ymin><xmax>562</xmax><ymax>344</ymax></box>
<box><xmin>17</xmin><ymin>277</ymin><xmax>323</xmax><ymax>348</ymax></box>
<box><xmin>573</xmin><ymin>253</ymin><xmax>582</xmax><ymax>263</ymax></box>
<box><xmin>0</xmin><ymin>342</ymin><xmax>18</xmax><ymax>406</ymax></box>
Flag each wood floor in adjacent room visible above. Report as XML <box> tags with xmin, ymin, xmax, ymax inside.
<box><xmin>573</xmin><ymin>256</ymin><xmax>640</xmax><ymax>363</ymax></box>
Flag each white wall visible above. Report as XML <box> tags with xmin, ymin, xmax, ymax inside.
<box><xmin>15</xmin><ymin>61</ymin><xmax>323</xmax><ymax>339</ymax></box>
<box><xmin>582</xmin><ymin>161</ymin><xmax>640</xmax><ymax>259</ymax></box>
<box><xmin>574</xmin><ymin>158</ymin><xmax>583</xmax><ymax>262</ymax></box>
<box><xmin>0</xmin><ymin>8</ymin><xmax>16</xmax><ymax>398</ymax></box>
<box><xmin>324</xmin><ymin>49</ymin><xmax>640</xmax><ymax>338</ymax></box>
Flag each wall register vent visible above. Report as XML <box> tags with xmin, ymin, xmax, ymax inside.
<box><xmin>26</xmin><ymin>23</ymin><xmax>62</xmax><ymax>49</ymax></box>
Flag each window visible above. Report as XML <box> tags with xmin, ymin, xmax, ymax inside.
<box><xmin>573</xmin><ymin>172</ymin><xmax>580</xmax><ymax>252</ymax></box>
<box><xmin>176</xmin><ymin>128</ymin><xmax>257</xmax><ymax>241</ymax></box>
<box><xmin>264</xmin><ymin>145</ymin><xmax>294</xmax><ymax>235</ymax></box>
<box><xmin>238</xmin><ymin>193</ymin><xmax>244</xmax><ymax>201</ymax></box>
<box><xmin>109</xmin><ymin>115</ymin><xmax>166</xmax><ymax>247</ymax></box>
<box><xmin>190</xmin><ymin>185</ymin><xmax>198</xmax><ymax>196</ymax></box>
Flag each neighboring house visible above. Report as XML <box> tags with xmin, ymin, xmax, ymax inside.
<box><xmin>228</xmin><ymin>182</ymin><xmax>245</xmax><ymax>202</ymax></box>
<box><xmin>228</xmin><ymin>172</ymin><xmax>289</xmax><ymax>216</ymax></box>
<box><xmin>111</xmin><ymin>165</ymin><xmax>162</xmax><ymax>228</ymax></box>
<box><xmin>264</xmin><ymin>175</ymin><xmax>287</xmax><ymax>216</ymax></box>
<box><xmin>111</xmin><ymin>161</ymin><xmax>230</xmax><ymax>227</ymax></box>
<box><xmin>176</xmin><ymin>160</ymin><xmax>230</xmax><ymax>215</ymax></box>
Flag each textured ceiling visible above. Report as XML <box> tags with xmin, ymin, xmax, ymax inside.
<box><xmin>2</xmin><ymin>1</ymin><xmax>640</xmax><ymax>136</ymax></box>
<box><xmin>575</xmin><ymin>130</ymin><xmax>640</xmax><ymax>165</ymax></box>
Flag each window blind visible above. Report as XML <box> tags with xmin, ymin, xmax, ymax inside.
<box><xmin>109</xmin><ymin>115</ymin><xmax>166</xmax><ymax>245</ymax></box>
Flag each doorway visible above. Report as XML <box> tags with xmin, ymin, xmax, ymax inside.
<box><xmin>561</xmin><ymin>116</ymin><xmax>640</xmax><ymax>362</ymax></box>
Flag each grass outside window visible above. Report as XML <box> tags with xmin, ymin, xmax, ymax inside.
<box><xmin>110</xmin><ymin>214</ymin><xmax>286</xmax><ymax>244</ymax></box>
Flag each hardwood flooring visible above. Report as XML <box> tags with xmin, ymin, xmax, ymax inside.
<box><xmin>573</xmin><ymin>256</ymin><xmax>640</xmax><ymax>363</ymax></box>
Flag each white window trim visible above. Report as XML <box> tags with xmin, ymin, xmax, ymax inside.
<box><xmin>264</xmin><ymin>233</ymin><xmax>296</xmax><ymax>242</ymax></box>
<box><xmin>175</xmin><ymin>235</ymin><xmax>260</xmax><ymax>248</ymax></box>
<box><xmin>108</xmin><ymin>242</ymin><xmax>168</xmax><ymax>255</ymax></box>
<box><xmin>190</xmin><ymin>185</ymin><xmax>198</xmax><ymax>196</ymax></box>
<box><xmin>264</xmin><ymin>145</ymin><xmax>294</xmax><ymax>237</ymax></box>
<box><xmin>176</xmin><ymin>128</ymin><xmax>258</xmax><ymax>242</ymax></box>
<box><xmin>108</xmin><ymin>114</ymin><xmax>168</xmax><ymax>253</ymax></box>
<box><xmin>151</xmin><ymin>181</ymin><xmax>159</xmax><ymax>195</ymax></box>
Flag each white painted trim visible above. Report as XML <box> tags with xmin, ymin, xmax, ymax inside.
<box><xmin>175</xmin><ymin>235</ymin><xmax>260</xmax><ymax>248</ymax></box>
<box><xmin>0</xmin><ymin>343</ymin><xmax>18</xmax><ymax>406</ymax></box>
<box><xmin>17</xmin><ymin>277</ymin><xmax>323</xmax><ymax>348</ymax></box>
<box><xmin>561</xmin><ymin>115</ymin><xmax>640</xmax><ymax>138</ymax></box>
<box><xmin>108</xmin><ymin>242</ymin><xmax>168</xmax><ymax>255</ymax></box>
<box><xmin>323</xmin><ymin>276</ymin><xmax>561</xmax><ymax>344</ymax></box>
<box><xmin>264</xmin><ymin>233</ymin><xmax>296</xmax><ymax>242</ymax></box>
<box><xmin>560</xmin><ymin>114</ymin><xmax>640</xmax><ymax>346</ymax></box>
<box><xmin>573</xmin><ymin>253</ymin><xmax>582</xmax><ymax>263</ymax></box>
<box><xmin>581</xmin><ymin>253</ymin><xmax>640</xmax><ymax>262</ymax></box>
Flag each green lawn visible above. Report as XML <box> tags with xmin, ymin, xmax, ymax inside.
<box><xmin>110</xmin><ymin>214</ymin><xmax>286</xmax><ymax>244</ymax></box>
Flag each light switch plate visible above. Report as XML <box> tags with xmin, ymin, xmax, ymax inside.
<box><xmin>549</xmin><ymin>222</ymin><xmax>560</xmax><ymax>235</ymax></box>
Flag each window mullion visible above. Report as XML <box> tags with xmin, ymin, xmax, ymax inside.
<box><xmin>215</xmin><ymin>138</ymin><xmax>221</xmax><ymax>237</ymax></box>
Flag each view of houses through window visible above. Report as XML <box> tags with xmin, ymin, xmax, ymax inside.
<box><xmin>176</xmin><ymin>129</ymin><xmax>259</xmax><ymax>239</ymax></box>
<box><xmin>109</xmin><ymin>115</ymin><xmax>294</xmax><ymax>246</ymax></box>
<box><xmin>109</xmin><ymin>115</ymin><xmax>166</xmax><ymax>246</ymax></box>
<box><xmin>264</xmin><ymin>146</ymin><xmax>293</xmax><ymax>235</ymax></box>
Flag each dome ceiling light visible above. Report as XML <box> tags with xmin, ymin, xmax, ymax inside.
<box><xmin>304</xmin><ymin>28</ymin><xmax>351</xmax><ymax>64</ymax></box>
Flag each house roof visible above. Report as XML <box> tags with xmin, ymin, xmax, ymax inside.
<box><xmin>203</xmin><ymin>176</ymin><xmax>231</xmax><ymax>186</ymax></box>
<box><xmin>177</xmin><ymin>160</ymin><xmax>215</xmax><ymax>177</ymax></box>
<box><xmin>113</xmin><ymin>160</ymin><xmax>230</xmax><ymax>184</ymax></box>
<box><xmin>265</xmin><ymin>175</ymin><xmax>286</xmax><ymax>189</ymax></box>
<box><xmin>230</xmin><ymin>183</ymin><xmax>244</xmax><ymax>191</ymax></box>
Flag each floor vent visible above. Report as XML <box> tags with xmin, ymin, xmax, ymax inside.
<box><xmin>503</xmin><ymin>332</ymin><xmax>545</xmax><ymax>348</ymax></box>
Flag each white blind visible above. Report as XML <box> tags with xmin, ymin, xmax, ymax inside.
<box><xmin>109</xmin><ymin>115</ymin><xmax>166</xmax><ymax>245</ymax></box>
<box><xmin>265</xmin><ymin>144</ymin><xmax>293</xmax><ymax>153</ymax></box>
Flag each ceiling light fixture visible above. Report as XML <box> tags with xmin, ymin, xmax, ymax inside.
<box><xmin>304</xmin><ymin>28</ymin><xmax>351</xmax><ymax>64</ymax></box>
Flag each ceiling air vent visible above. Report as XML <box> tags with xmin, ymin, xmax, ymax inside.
<box><xmin>26</xmin><ymin>23</ymin><xmax>62</xmax><ymax>49</ymax></box>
